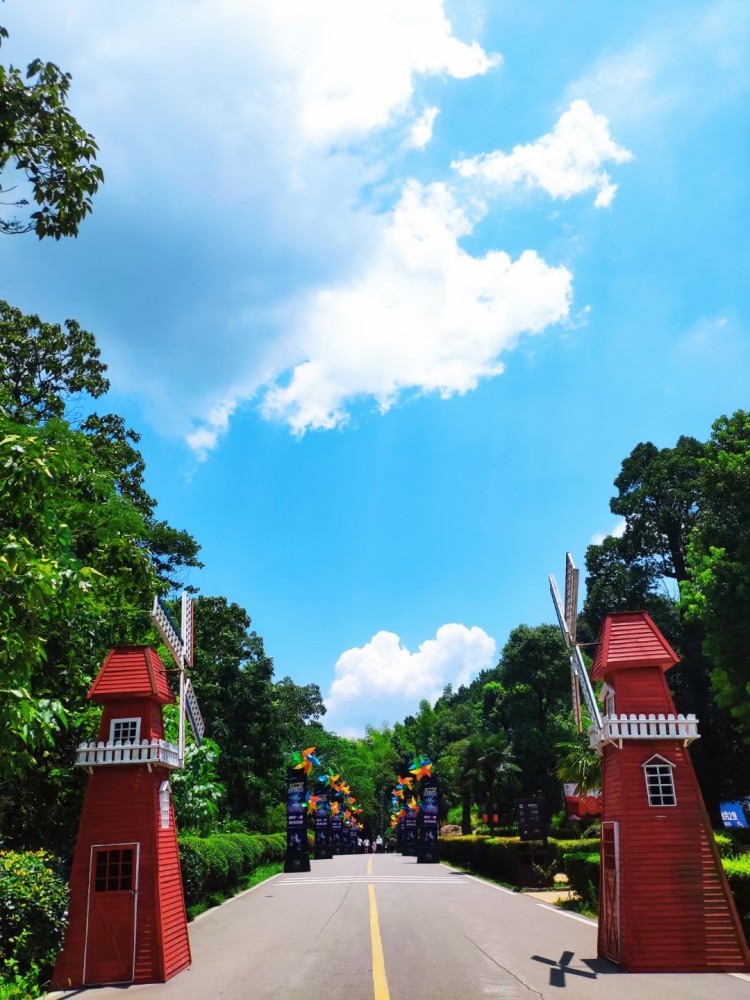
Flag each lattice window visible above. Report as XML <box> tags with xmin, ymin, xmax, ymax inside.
<box><xmin>643</xmin><ymin>760</ymin><xmax>676</xmax><ymax>806</ymax></box>
<box><xmin>159</xmin><ymin>781</ymin><xmax>171</xmax><ymax>830</ymax></box>
<box><xmin>110</xmin><ymin>718</ymin><xmax>140</xmax><ymax>744</ymax></box>
<box><xmin>94</xmin><ymin>848</ymin><xmax>134</xmax><ymax>892</ymax></box>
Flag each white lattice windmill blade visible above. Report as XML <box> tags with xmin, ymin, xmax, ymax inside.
<box><xmin>549</xmin><ymin>553</ymin><xmax>602</xmax><ymax>733</ymax></box>
<box><xmin>150</xmin><ymin>592</ymin><xmax>204</xmax><ymax>763</ymax></box>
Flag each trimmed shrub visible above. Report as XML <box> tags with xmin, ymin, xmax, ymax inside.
<box><xmin>439</xmin><ymin>835</ymin><xmax>601</xmax><ymax>888</ymax></box>
<box><xmin>714</xmin><ymin>832</ymin><xmax>741</xmax><ymax>858</ymax></box>
<box><xmin>211</xmin><ymin>835</ymin><xmax>244</xmax><ymax>890</ymax></box>
<box><xmin>178</xmin><ymin>832</ymin><xmax>286</xmax><ymax>913</ymax></box>
<box><xmin>562</xmin><ymin>851</ymin><xmax>600</xmax><ymax>904</ymax></box>
<box><xmin>178</xmin><ymin>836</ymin><xmax>209</xmax><ymax>908</ymax></box>
<box><xmin>0</xmin><ymin>850</ymin><xmax>69</xmax><ymax>976</ymax></box>
<box><xmin>724</xmin><ymin>854</ymin><xmax>750</xmax><ymax>940</ymax></box>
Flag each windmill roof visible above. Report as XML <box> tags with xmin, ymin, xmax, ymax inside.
<box><xmin>591</xmin><ymin>611</ymin><xmax>680</xmax><ymax>680</ymax></box>
<box><xmin>88</xmin><ymin>646</ymin><xmax>175</xmax><ymax>704</ymax></box>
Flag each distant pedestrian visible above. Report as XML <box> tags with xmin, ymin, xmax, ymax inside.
<box><xmin>375</xmin><ymin>835</ymin><xmax>383</xmax><ymax>853</ymax></box>
<box><xmin>363</xmin><ymin>837</ymin><xmax>370</xmax><ymax>853</ymax></box>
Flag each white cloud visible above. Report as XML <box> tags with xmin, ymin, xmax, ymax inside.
<box><xmin>406</xmin><ymin>106</ymin><xmax>440</xmax><ymax>149</ymax></box>
<box><xmin>452</xmin><ymin>100</ymin><xmax>633</xmax><ymax>207</ymax></box>
<box><xmin>325</xmin><ymin>623</ymin><xmax>496</xmax><ymax>734</ymax></box>
<box><xmin>185</xmin><ymin>399</ymin><xmax>237</xmax><ymax>461</ymax></box>
<box><xmin>258</xmin><ymin>180</ymin><xmax>573</xmax><ymax>435</ymax></box>
<box><xmin>590</xmin><ymin>518</ymin><xmax>627</xmax><ymax>546</ymax></box>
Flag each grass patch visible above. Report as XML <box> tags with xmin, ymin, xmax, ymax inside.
<box><xmin>553</xmin><ymin>892</ymin><xmax>598</xmax><ymax>920</ymax></box>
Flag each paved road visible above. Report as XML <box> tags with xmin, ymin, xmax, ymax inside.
<box><xmin>50</xmin><ymin>853</ymin><xmax>750</xmax><ymax>1000</ymax></box>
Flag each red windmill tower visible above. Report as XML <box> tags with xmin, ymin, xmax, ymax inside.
<box><xmin>53</xmin><ymin>594</ymin><xmax>203</xmax><ymax>988</ymax></box>
<box><xmin>551</xmin><ymin>556</ymin><xmax>749</xmax><ymax>973</ymax></box>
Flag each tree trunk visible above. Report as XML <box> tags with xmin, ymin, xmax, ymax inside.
<box><xmin>461</xmin><ymin>797</ymin><xmax>472</xmax><ymax>835</ymax></box>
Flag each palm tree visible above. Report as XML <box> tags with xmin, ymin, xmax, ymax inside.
<box><xmin>555</xmin><ymin>732</ymin><xmax>601</xmax><ymax>796</ymax></box>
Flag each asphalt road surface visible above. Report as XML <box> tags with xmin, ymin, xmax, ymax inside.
<box><xmin>49</xmin><ymin>853</ymin><xmax>750</xmax><ymax>1000</ymax></box>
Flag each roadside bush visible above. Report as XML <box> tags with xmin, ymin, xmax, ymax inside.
<box><xmin>439</xmin><ymin>835</ymin><xmax>600</xmax><ymax>888</ymax></box>
<box><xmin>562</xmin><ymin>851</ymin><xmax>600</xmax><ymax>903</ymax></box>
<box><xmin>211</xmin><ymin>834</ymin><xmax>244</xmax><ymax>890</ymax></box>
<box><xmin>177</xmin><ymin>836</ymin><xmax>208</xmax><ymax>908</ymax></box>
<box><xmin>714</xmin><ymin>832</ymin><xmax>741</xmax><ymax>858</ymax></box>
<box><xmin>177</xmin><ymin>832</ymin><xmax>286</xmax><ymax>913</ymax></box>
<box><xmin>723</xmin><ymin>854</ymin><xmax>750</xmax><ymax>940</ymax></box>
<box><xmin>0</xmin><ymin>850</ymin><xmax>69</xmax><ymax>976</ymax></box>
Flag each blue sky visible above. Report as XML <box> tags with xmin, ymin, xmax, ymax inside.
<box><xmin>2</xmin><ymin>1</ymin><xmax>748</xmax><ymax>736</ymax></box>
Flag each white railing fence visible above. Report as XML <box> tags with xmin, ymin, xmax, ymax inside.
<box><xmin>590</xmin><ymin>713</ymin><xmax>699</xmax><ymax>748</ymax></box>
<box><xmin>75</xmin><ymin>738</ymin><xmax>180</xmax><ymax>769</ymax></box>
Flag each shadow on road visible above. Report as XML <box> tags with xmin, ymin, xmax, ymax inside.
<box><xmin>531</xmin><ymin>950</ymin><xmax>621</xmax><ymax>988</ymax></box>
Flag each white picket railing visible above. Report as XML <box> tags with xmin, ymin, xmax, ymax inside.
<box><xmin>75</xmin><ymin>738</ymin><xmax>180</xmax><ymax>770</ymax></box>
<box><xmin>590</xmin><ymin>713</ymin><xmax>700</xmax><ymax>749</ymax></box>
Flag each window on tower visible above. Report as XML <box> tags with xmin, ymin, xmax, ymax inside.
<box><xmin>643</xmin><ymin>758</ymin><xmax>677</xmax><ymax>807</ymax></box>
<box><xmin>110</xmin><ymin>718</ymin><xmax>141</xmax><ymax>744</ymax></box>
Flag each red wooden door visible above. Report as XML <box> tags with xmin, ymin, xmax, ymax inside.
<box><xmin>84</xmin><ymin>843</ymin><xmax>139</xmax><ymax>985</ymax></box>
<box><xmin>601</xmin><ymin>822</ymin><xmax>621</xmax><ymax>963</ymax></box>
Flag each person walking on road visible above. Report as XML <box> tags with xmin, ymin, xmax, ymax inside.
<box><xmin>375</xmin><ymin>835</ymin><xmax>383</xmax><ymax>853</ymax></box>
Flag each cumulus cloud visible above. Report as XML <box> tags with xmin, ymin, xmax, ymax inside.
<box><xmin>452</xmin><ymin>100</ymin><xmax>633</xmax><ymax>207</ymax></box>
<box><xmin>258</xmin><ymin>180</ymin><xmax>573</xmax><ymax>434</ymax></box>
<box><xmin>406</xmin><ymin>106</ymin><xmax>441</xmax><ymax>149</ymax></box>
<box><xmin>325</xmin><ymin>623</ymin><xmax>496</xmax><ymax>734</ymax></box>
<box><xmin>590</xmin><ymin>518</ymin><xmax>627</xmax><ymax>546</ymax></box>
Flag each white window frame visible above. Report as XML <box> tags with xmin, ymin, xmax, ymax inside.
<box><xmin>642</xmin><ymin>754</ymin><xmax>677</xmax><ymax>807</ymax></box>
<box><xmin>109</xmin><ymin>718</ymin><xmax>141</xmax><ymax>745</ymax></box>
<box><xmin>159</xmin><ymin>781</ymin><xmax>171</xmax><ymax>829</ymax></box>
<box><xmin>604</xmin><ymin>689</ymin><xmax>616</xmax><ymax>717</ymax></box>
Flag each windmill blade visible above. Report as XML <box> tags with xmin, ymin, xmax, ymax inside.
<box><xmin>573</xmin><ymin>645</ymin><xmax>603</xmax><ymax>729</ymax></box>
<box><xmin>181</xmin><ymin>592</ymin><xmax>194</xmax><ymax>668</ymax></box>
<box><xmin>184</xmin><ymin>679</ymin><xmax>205</xmax><ymax>746</ymax></box>
<box><xmin>151</xmin><ymin>596</ymin><xmax>183</xmax><ymax>666</ymax></box>
<box><xmin>549</xmin><ymin>574</ymin><xmax>573</xmax><ymax>647</ymax></box>
<box><xmin>571</xmin><ymin>670</ymin><xmax>582</xmax><ymax>733</ymax></box>
<box><xmin>564</xmin><ymin>553</ymin><xmax>579</xmax><ymax>647</ymax></box>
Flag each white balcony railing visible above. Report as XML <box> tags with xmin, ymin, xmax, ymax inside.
<box><xmin>75</xmin><ymin>738</ymin><xmax>181</xmax><ymax>771</ymax></box>
<box><xmin>590</xmin><ymin>713</ymin><xmax>699</xmax><ymax>749</ymax></box>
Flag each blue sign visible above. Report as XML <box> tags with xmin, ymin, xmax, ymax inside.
<box><xmin>720</xmin><ymin>801</ymin><xmax>748</xmax><ymax>829</ymax></box>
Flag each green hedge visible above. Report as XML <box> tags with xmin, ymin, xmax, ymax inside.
<box><xmin>439</xmin><ymin>836</ymin><xmax>600</xmax><ymax>887</ymax></box>
<box><xmin>178</xmin><ymin>832</ymin><xmax>285</xmax><ymax>910</ymax></box>
<box><xmin>0</xmin><ymin>850</ymin><xmax>69</xmax><ymax>978</ymax></box>
<box><xmin>562</xmin><ymin>850</ymin><xmax>600</xmax><ymax>900</ymax></box>
<box><xmin>723</xmin><ymin>854</ymin><xmax>750</xmax><ymax>939</ymax></box>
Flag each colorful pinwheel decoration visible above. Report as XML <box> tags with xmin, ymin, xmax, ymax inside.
<box><xmin>331</xmin><ymin>801</ymin><xmax>341</xmax><ymax>816</ymax></box>
<box><xmin>397</xmin><ymin>775</ymin><xmax>414</xmax><ymax>790</ymax></box>
<box><xmin>318</xmin><ymin>768</ymin><xmax>340</xmax><ymax>788</ymax></box>
<box><xmin>305</xmin><ymin>793</ymin><xmax>322</xmax><ymax>815</ymax></box>
<box><xmin>409</xmin><ymin>756</ymin><xmax>433</xmax><ymax>780</ymax></box>
<box><xmin>408</xmin><ymin>795</ymin><xmax>423</xmax><ymax>815</ymax></box>
<box><xmin>292</xmin><ymin>747</ymin><xmax>321</xmax><ymax>774</ymax></box>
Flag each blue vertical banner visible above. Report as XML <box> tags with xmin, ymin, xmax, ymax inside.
<box><xmin>284</xmin><ymin>769</ymin><xmax>310</xmax><ymax>872</ymax></box>
<box><xmin>331</xmin><ymin>813</ymin><xmax>342</xmax><ymax>853</ymax></box>
<box><xmin>419</xmin><ymin>780</ymin><xmax>439</xmax><ymax>860</ymax></box>
<box><xmin>314</xmin><ymin>799</ymin><xmax>332</xmax><ymax>859</ymax></box>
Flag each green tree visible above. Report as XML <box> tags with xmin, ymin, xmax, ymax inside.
<box><xmin>0</xmin><ymin>25</ymin><xmax>103</xmax><ymax>238</ymax></box>
<box><xmin>683</xmin><ymin>411</ymin><xmax>750</xmax><ymax>733</ymax></box>
<box><xmin>189</xmin><ymin>596</ymin><xmax>281</xmax><ymax>828</ymax></box>
<box><xmin>0</xmin><ymin>414</ymin><xmax>159</xmax><ymax>849</ymax></box>
<box><xmin>555</xmin><ymin>731</ymin><xmax>602</xmax><ymax>796</ymax></box>
<box><xmin>0</xmin><ymin>300</ymin><xmax>203</xmax><ymax>591</ymax></box>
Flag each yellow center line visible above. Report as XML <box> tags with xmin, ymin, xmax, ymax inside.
<box><xmin>368</xmin><ymin>884</ymin><xmax>390</xmax><ymax>1000</ymax></box>
<box><xmin>367</xmin><ymin>856</ymin><xmax>373</xmax><ymax>876</ymax></box>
